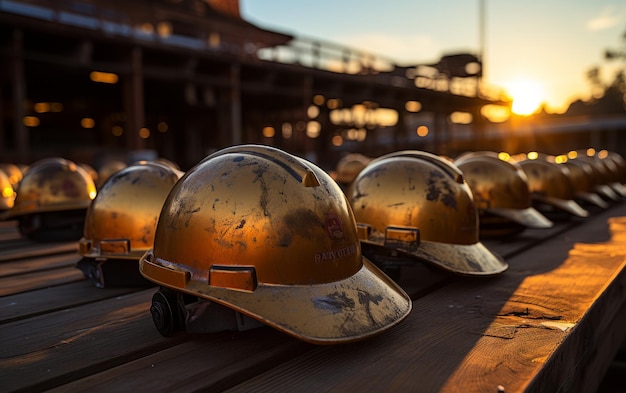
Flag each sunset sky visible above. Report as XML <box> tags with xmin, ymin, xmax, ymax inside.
<box><xmin>240</xmin><ymin>0</ymin><xmax>626</xmax><ymax>114</ymax></box>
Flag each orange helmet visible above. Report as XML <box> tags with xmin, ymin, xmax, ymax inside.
<box><xmin>602</xmin><ymin>150</ymin><xmax>626</xmax><ymax>184</ymax></box>
<box><xmin>561</xmin><ymin>159</ymin><xmax>608</xmax><ymax>209</ymax></box>
<box><xmin>571</xmin><ymin>150</ymin><xmax>622</xmax><ymax>200</ymax></box>
<box><xmin>0</xmin><ymin>163</ymin><xmax>23</xmax><ymax>191</ymax></box>
<box><xmin>9</xmin><ymin>157</ymin><xmax>97</xmax><ymax>241</ymax></box>
<box><xmin>97</xmin><ymin>159</ymin><xmax>127</xmax><ymax>188</ymax></box>
<box><xmin>79</xmin><ymin>163</ymin><xmax>99</xmax><ymax>185</ymax></box>
<box><xmin>347</xmin><ymin>150</ymin><xmax>507</xmax><ymax>276</ymax></box>
<box><xmin>332</xmin><ymin>153</ymin><xmax>371</xmax><ymax>186</ymax></box>
<box><xmin>0</xmin><ymin>169</ymin><xmax>16</xmax><ymax>213</ymax></box>
<box><xmin>77</xmin><ymin>162</ymin><xmax>183</xmax><ymax>287</ymax></box>
<box><xmin>454</xmin><ymin>151</ymin><xmax>552</xmax><ymax>236</ymax></box>
<box><xmin>516</xmin><ymin>156</ymin><xmax>588</xmax><ymax>218</ymax></box>
<box><xmin>140</xmin><ymin>145</ymin><xmax>411</xmax><ymax>343</ymax></box>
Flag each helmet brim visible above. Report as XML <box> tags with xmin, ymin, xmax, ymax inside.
<box><xmin>486</xmin><ymin>206</ymin><xmax>553</xmax><ymax>229</ymax></box>
<box><xmin>609</xmin><ymin>182</ymin><xmax>626</xmax><ymax>198</ymax></box>
<box><xmin>594</xmin><ymin>185</ymin><xmax>620</xmax><ymax>201</ymax></box>
<box><xmin>575</xmin><ymin>191</ymin><xmax>609</xmax><ymax>209</ymax></box>
<box><xmin>362</xmin><ymin>232</ymin><xmax>507</xmax><ymax>276</ymax></box>
<box><xmin>534</xmin><ymin>195</ymin><xmax>589</xmax><ymax>218</ymax></box>
<box><xmin>140</xmin><ymin>253</ymin><xmax>412</xmax><ymax>345</ymax></box>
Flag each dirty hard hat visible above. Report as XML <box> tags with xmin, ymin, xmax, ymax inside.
<box><xmin>140</xmin><ymin>144</ymin><xmax>411</xmax><ymax>344</ymax></box>
<box><xmin>77</xmin><ymin>161</ymin><xmax>183</xmax><ymax>287</ymax></box>
<box><xmin>516</xmin><ymin>156</ymin><xmax>589</xmax><ymax>218</ymax></box>
<box><xmin>347</xmin><ymin>150</ymin><xmax>508</xmax><ymax>276</ymax></box>
<box><xmin>0</xmin><ymin>169</ymin><xmax>16</xmax><ymax>213</ymax></box>
<box><xmin>8</xmin><ymin>157</ymin><xmax>97</xmax><ymax>241</ymax></box>
<box><xmin>455</xmin><ymin>151</ymin><xmax>553</xmax><ymax>235</ymax></box>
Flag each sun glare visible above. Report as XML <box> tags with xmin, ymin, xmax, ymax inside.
<box><xmin>506</xmin><ymin>79</ymin><xmax>544</xmax><ymax>116</ymax></box>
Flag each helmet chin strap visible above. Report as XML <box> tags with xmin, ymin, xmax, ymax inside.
<box><xmin>184</xmin><ymin>298</ymin><xmax>264</xmax><ymax>333</ymax></box>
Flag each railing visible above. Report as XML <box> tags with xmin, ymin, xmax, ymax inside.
<box><xmin>0</xmin><ymin>0</ymin><xmax>508</xmax><ymax>102</ymax></box>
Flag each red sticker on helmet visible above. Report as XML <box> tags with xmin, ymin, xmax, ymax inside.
<box><xmin>324</xmin><ymin>213</ymin><xmax>344</xmax><ymax>239</ymax></box>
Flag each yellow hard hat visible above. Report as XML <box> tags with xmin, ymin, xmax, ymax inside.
<box><xmin>561</xmin><ymin>159</ymin><xmax>608</xmax><ymax>209</ymax></box>
<box><xmin>8</xmin><ymin>157</ymin><xmax>97</xmax><ymax>241</ymax></box>
<box><xmin>517</xmin><ymin>157</ymin><xmax>588</xmax><ymax>218</ymax></box>
<box><xmin>77</xmin><ymin>162</ymin><xmax>183</xmax><ymax>287</ymax></box>
<box><xmin>140</xmin><ymin>144</ymin><xmax>411</xmax><ymax>344</ymax></box>
<box><xmin>0</xmin><ymin>163</ymin><xmax>23</xmax><ymax>191</ymax></box>
<box><xmin>97</xmin><ymin>159</ymin><xmax>127</xmax><ymax>188</ymax></box>
<box><xmin>0</xmin><ymin>169</ymin><xmax>16</xmax><ymax>213</ymax></box>
<box><xmin>348</xmin><ymin>150</ymin><xmax>507</xmax><ymax>276</ymax></box>
<box><xmin>333</xmin><ymin>153</ymin><xmax>371</xmax><ymax>185</ymax></box>
<box><xmin>455</xmin><ymin>151</ymin><xmax>553</xmax><ymax>235</ymax></box>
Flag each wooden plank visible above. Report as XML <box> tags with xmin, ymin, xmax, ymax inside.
<box><xmin>219</xmin><ymin>204</ymin><xmax>626</xmax><ymax>393</ymax></box>
<box><xmin>1</xmin><ymin>204</ymin><xmax>624</xmax><ymax>393</ymax></box>
<box><xmin>47</xmin><ymin>327</ymin><xmax>312</xmax><ymax>393</ymax></box>
<box><xmin>0</xmin><ymin>252</ymin><xmax>79</xmax><ymax>278</ymax></box>
<box><xmin>0</xmin><ymin>287</ymin><xmax>308</xmax><ymax>393</ymax></box>
<box><xmin>0</xmin><ymin>289</ymin><xmax>171</xmax><ymax>392</ymax></box>
<box><xmin>0</xmin><ymin>241</ymin><xmax>78</xmax><ymax>262</ymax></box>
<box><xmin>0</xmin><ymin>266</ymin><xmax>85</xmax><ymax>296</ymax></box>
<box><xmin>0</xmin><ymin>280</ymin><xmax>141</xmax><ymax>324</ymax></box>
<box><xmin>0</xmin><ymin>220</ymin><xmax>21</xmax><ymax>241</ymax></box>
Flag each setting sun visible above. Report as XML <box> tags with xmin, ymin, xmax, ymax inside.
<box><xmin>505</xmin><ymin>79</ymin><xmax>544</xmax><ymax>116</ymax></box>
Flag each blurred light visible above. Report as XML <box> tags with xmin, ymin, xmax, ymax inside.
<box><xmin>481</xmin><ymin>104</ymin><xmax>511</xmax><ymax>123</ymax></box>
<box><xmin>449</xmin><ymin>111</ymin><xmax>473</xmax><ymax>124</ymax></box>
<box><xmin>281</xmin><ymin>122</ymin><xmax>293</xmax><ymax>138</ymax></box>
<box><xmin>416</xmin><ymin>125</ymin><xmax>429</xmax><ymax>137</ymax></box>
<box><xmin>50</xmin><ymin>102</ymin><xmax>63</xmax><ymax>112</ymax></box>
<box><xmin>23</xmin><ymin>116</ymin><xmax>39</xmax><ymax>127</ymax></box>
<box><xmin>306</xmin><ymin>121</ymin><xmax>321</xmax><ymax>138</ymax></box>
<box><xmin>90</xmin><ymin>71</ymin><xmax>119</xmax><ymax>84</ymax></box>
<box><xmin>208</xmin><ymin>32</ymin><xmax>221</xmax><ymax>48</ymax></box>
<box><xmin>34</xmin><ymin>102</ymin><xmax>50</xmax><ymax>113</ymax></box>
<box><xmin>89</xmin><ymin>190</ymin><xmax>97</xmax><ymax>200</ymax></box>
<box><xmin>313</xmin><ymin>95</ymin><xmax>325</xmax><ymax>106</ymax></box>
<box><xmin>139</xmin><ymin>23</ymin><xmax>153</xmax><ymax>34</ymax></box>
<box><xmin>81</xmin><ymin>118</ymin><xmax>95</xmax><ymax>128</ymax></box>
<box><xmin>296</xmin><ymin>121</ymin><xmax>306</xmax><ymax>132</ymax></box>
<box><xmin>498</xmin><ymin>152</ymin><xmax>511</xmax><ymax>161</ymax></box>
<box><xmin>332</xmin><ymin>135</ymin><xmax>343</xmax><ymax>146</ymax></box>
<box><xmin>567</xmin><ymin>151</ymin><xmax>578</xmax><ymax>159</ymax></box>
<box><xmin>554</xmin><ymin>155</ymin><xmax>568</xmax><ymax>164</ymax></box>
<box><xmin>158</xmin><ymin>122</ymin><xmax>168</xmax><ymax>132</ymax></box>
<box><xmin>528</xmin><ymin>151</ymin><xmax>539</xmax><ymax>160</ymax></box>
<box><xmin>262</xmin><ymin>126</ymin><xmax>275</xmax><ymax>138</ymax></box>
<box><xmin>2</xmin><ymin>186</ymin><xmax>14</xmax><ymax>198</ymax></box>
<box><xmin>405</xmin><ymin>101</ymin><xmax>422</xmax><ymax>112</ymax></box>
<box><xmin>307</xmin><ymin>105</ymin><xmax>319</xmax><ymax>119</ymax></box>
<box><xmin>112</xmin><ymin>126</ymin><xmax>123</xmax><ymax>136</ymax></box>
<box><xmin>374</xmin><ymin>108</ymin><xmax>398</xmax><ymax>127</ymax></box>
<box><xmin>157</xmin><ymin>21</ymin><xmax>172</xmax><ymax>37</ymax></box>
<box><xmin>139</xmin><ymin>127</ymin><xmax>151</xmax><ymax>139</ymax></box>
<box><xmin>598</xmin><ymin>149</ymin><xmax>608</xmax><ymax>159</ymax></box>
<box><xmin>586</xmin><ymin>148</ymin><xmax>596</xmax><ymax>157</ymax></box>
<box><xmin>356</xmin><ymin>128</ymin><xmax>367</xmax><ymax>141</ymax></box>
<box><xmin>327</xmin><ymin>98</ymin><xmax>341</xmax><ymax>109</ymax></box>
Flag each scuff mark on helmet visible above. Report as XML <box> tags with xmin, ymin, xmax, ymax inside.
<box><xmin>312</xmin><ymin>292</ymin><xmax>355</xmax><ymax>313</ymax></box>
<box><xmin>426</xmin><ymin>170</ymin><xmax>457</xmax><ymax>209</ymax></box>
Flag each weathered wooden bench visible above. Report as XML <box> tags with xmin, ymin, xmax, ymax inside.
<box><xmin>2</xmin><ymin>201</ymin><xmax>626</xmax><ymax>392</ymax></box>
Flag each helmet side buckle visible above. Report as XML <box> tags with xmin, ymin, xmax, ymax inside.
<box><xmin>383</xmin><ymin>225</ymin><xmax>420</xmax><ymax>252</ymax></box>
<box><xmin>100</xmin><ymin>238</ymin><xmax>131</xmax><ymax>255</ymax></box>
<box><xmin>356</xmin><ymin>222</ymin><xmax>372</xmax><ymax>241</ymax></box>
<box><xmin>209</xmin><ymin>265</ymin><xmax>257</xmax><ymax>292</ymax></box>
